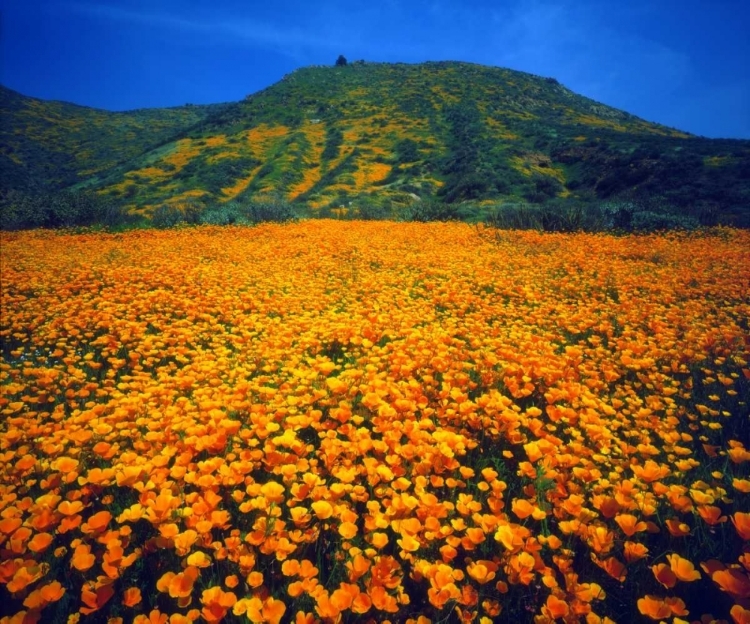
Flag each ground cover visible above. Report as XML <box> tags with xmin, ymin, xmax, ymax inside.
<box><xmin>0</xmin><ymin>221</ymin><xmax>748</xmax><ymax>623</ymax></box>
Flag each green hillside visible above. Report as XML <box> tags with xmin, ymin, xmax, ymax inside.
<box><xmin>0</xmin><ymin>85</ymin><xmax>227</xmax><ymax>192</ymax></box>
<box><xmin>3</xmin><ymin>62</ymin><xmax>750</xmax><ymax>226</ymax></box>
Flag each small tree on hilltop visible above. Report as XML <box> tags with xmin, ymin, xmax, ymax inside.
<box><xmin>335</xmin><ymin>55</ymin><xmax>348</xmax><ymax>67</ymax></box>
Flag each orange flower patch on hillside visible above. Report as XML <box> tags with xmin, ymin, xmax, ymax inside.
<box><xmin>332</xmin><ymin>157</ymin><xmax>392</xmax><ymax>196</ymax></box>
<box><xmin>163</xmin><ymin>138</ymin><xmax>203</xmax><ymax>171</ymax></box>
<box><xmin>245</xmin><ymin>124</ymin><xmax>290</xmax><ymax>158</ymax></box>
<box><xmin>203</xmin><ymin>135</ymin><xmax>228</xmax><ymax>148</ymax></box>
<box><xmin>220</xmin><ymin>165</ymin><xmax>263</xmax><ymax>200</ymax></box>
<box><xmin>486</xmin><ymin>117</ymin><xmax>519</xmax><ymax>140</ymax></box>
<box><xmin>130</xmin><ymin>166</ymin><xmax>171</xmax><ymax>180</ymax></box>
<box><xmin>572</xmin><ymin>113</ymin><xmax>629</xmax><ymax>133</ymax></box>
<box><xmin>0</xmin><ymin>222</ymin><xmax>748</xmax><ymax>623</ymax></box>
<box><xmin>164</xmin><ymin>189</ymin><xmax>211</xmax><ymax>205</ymax></box>
<box><xmin>510</xmin><ymin>154</ymin><xmax>567</xmax><ymax>184</ymax></box>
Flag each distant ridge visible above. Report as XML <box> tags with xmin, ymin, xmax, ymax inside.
<box><xmin>0</xmin><ymin>85</ymin><xmax>228</xmax><ymax>193</ymax></box>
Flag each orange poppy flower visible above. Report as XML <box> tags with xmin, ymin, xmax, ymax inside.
<box><xmin>511</xmin><ymin>498</ymin><xmax>534</xmax><ymax>520</ymax></box>
<box><xmin>665</xmin><ymin>518</ymin><xmax>691</xmax><ymax>537</ymax></box>
<box><xmin>6</xmin><ymin>563</ymin><xmax>46</xmax><ymax>594</ymax></box>
<box><xmin>667</xmin><ymin>554</ymin><xmax>701</xmax><ymax>582</ymax></box>
<box><xmin>71</xmin><ymin>543</ymin><xmax>96</xmax><ymax>572</ymax></box>
<box><xmin>352</xmin><ymin>591</ymin><xmax>372</xmax><ymax>615</ymax></box>
<box><xmin>186</xmin><ymin>551</ymin><xmax>212</xmax><ymax>568</ymax></box>
<box><xmin>80</xmin><ymin>581</ymin><xmax>115</xmax><ymax>615</ymax></box>
<box><xmin>697</xmin><ymin>505</ymin><xmax>727</xmax><ymax>525</ymax></box>
<box><xmin>0</xmin><ymin>517</ymin><xmax>23</xmax><ymax>535</ymax></box>
<box><xmin>52</xmin><ymin>456</ymin><xmax>79</xmax><ymax>473</ymax></box>
<box><xmin>260</xmin><ymin>481</ymin><xmax>285</xmax><ymax>504</ymax></box>
<box><xmin>651</xmin><ymin>563</ymin><xmax>677</xmax><ymax>589</ymax></box>
<box><xmin>732</xmin><ymin>512</ymin><xmax>750</xmax><ymax>541</ymax></box>
<box><xmin>200</xmin><ymin>586</ymin><xmax>237</xmax><ymax>623</ymax></box>
<box><xmin>592</xmin><ymin>556</ymin><xmax>626</xmax><ymax>582</ymax></box>
<box><xmin>133</xmin><ymin>609</ymin><xmax>169</xmax><ymax>624</ymax></box>
<box><xmin>543</xmin><ymin>594</ymin><xmax>569</xmax><ymax>619</ymax></box>
<box><xmin>712</xmin><ymin>568</ymin><xmax>750</xmax><ymax>599</ymax></box>
<box><xmin>614</xmin><ymin>513</ymin><xmax>647</xmax><ymax>537</ymax></box>
<box><xmin>247</xmin><ymin>571</ymin><xmax>264</xmax><ymax>588</ymax></box>
<box><xmin>330</xmin><ymin>583</ymin><xmax>361</xmax><ymax>612</ymax></box>
<box><xmin>346</xmin><ymin>554</ymin><xmax>370</xmax><ymax>582</ymax></box>
<box><xmin>494</xmin><ymin>524</ymin><xmax>523</xmax><ymax>552</ymax></box>
<box><xmin>81</xmin><ymin>510</ymin><xmax>112</xmax><ymax>535</ymax></box>
<box><xmin>623</xmin><ymin>541</ymin><xmax>649</xmax><ymax>563</ymax></box>
<box><xmin>23</xmin><ymin>581</ymin><xmax>66</xmax><ymax>609</ymax></box>
<box><xmin>588</xmin><ymin>526</ymin><xmax>615</xmax><ymax>555</ymax></box>
<box><xmin>311</xmin><ymin>500</ymin><xmax>333</xmax><ymax>520</ymax></box>
<box><xmin>631</xmin><ymin>460</ymin><xmax>670</xmax><ymax>483</ymax></box>
<box><xmin>168</xmin><ymin>565</ymin><xmax>200</xmax><ymax>602</ymax></box>
<box><xmin>371</xmin><ymin>532</ymin><xmax>389</xmax><ymax>549</ymax></box>
<box><xmin>299</xmin><ymin>560</ymin><xmax>319</xmax><ymax>578</ymax></box>
<box><xmin>122</xmin><ymin>587</ymin><xmax>142</xmax><ymax>607</ymax></box>
<box><xmin>281</xmin><ymin>559</ymin><xmax>300</xmax><ymax>577</ymax></box>
<box><xmin>730</xmin><ymin>605</ymin><xmax>750</xmax><ymax>624</ymax></box>
<box><xmin>466</xmin><ymin>560</ymin><xmax>497</xmax><ymax>584</ymax></box>
<box><xmin>58</xmin><ymin>500</ymin><xmax>84</xmax><ymax>516</ymax></box>
<box><xmin>173</xmin><ymin>530</ymin><xmax>199</xmax><ymax>556</ymax></box>
<box><xmin>156</xmin><ymin>572</ymin><xmax>175</xmax><ymax>594</ymax></box>
<box><xmin>339</xmin><ymin>522</ymin><xmax>358</xmax><ymax>540</ymax></box>
<box><xmin>243</xmin><ymin>596</ymin><xmax>286</xmax><ymax>624</ymax></box>
<box><xmin>8</xmin><ymin>527</ymin><xmax>32</xmax><ymax>554</ymax></box>
<box><xmin>637</xmin><ymin>595</ymin><xmax>671</xmax><ymax>620</ymax></box>
<box><xmin>27</xmin><ymin>532</ymin><xmax>54</xmax><ymax>553</ymax></box>
<box><xmin>664</xmin><ymin>596</ymin><xmax>688</xmax><ymax>616</ymax></box>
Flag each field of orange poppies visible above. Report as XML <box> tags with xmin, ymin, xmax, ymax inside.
<box><xmin>1</xmin><ymin>221</ymin><xmax>749</xmax><ymax>624</ymax></box>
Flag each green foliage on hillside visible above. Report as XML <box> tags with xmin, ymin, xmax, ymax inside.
<box><xmin>0</xmin><ymin>85</ymin><xmax>228</xmax><ymax>193</ymax></box>
<box><xmin>3</xmin><ymin>62</ymin><xmax>750</xmax><ymax>227</ymax></box>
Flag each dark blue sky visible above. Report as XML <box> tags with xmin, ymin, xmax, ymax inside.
<box><xmin>2</xmin><ymin>0</ymin><xmax>749</xmax><ymax>138</ymax></box>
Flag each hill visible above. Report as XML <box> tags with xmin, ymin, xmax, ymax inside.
<box><xmin>0</xmin><ymin>85</ymin><xmax>227</xmax><ymax>193</ymax></box>
<box><xmin>3</xmin><ymin>62</ymin><xmax>750</xmax><ymax>226</ymax></box>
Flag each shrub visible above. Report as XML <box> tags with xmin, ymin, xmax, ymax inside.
<box><xmin>523</xmin><ymin>174</ymin><xmax>564</xmax><ymax>203</ymax></box>
<box><xmin>356</xmin><ymin>200</ymin><xmax>391</xmax><ymax>221</ymax></box>
<box><xmin>97</xmin><ymin>200</ymin><xmax>134</xmax><ymax>229</ymax></box>
<box><xmin>245</xmin><ymin>198</ymin><xmax>298</xmax><ymax>223</ymax></box>
<box><xmin>484</xmin><ymin>201</ymin><xmax>588</xmax><ymax>232</ymax></box>
<box><xmin>630</xmin><ymin>210</ymin><xmax>699</xmax><ymax>231</ymax></box>
<box><xmin>592</xmin><ymin>200</ymin><xmax>700</xmax><ymax>232</ymax></box>
<box><xmin>199</xmin><ymin>202</ymin><xmax>249</xmax><ymax>225</ymax></box>
<box><xmin>394</xmin><ymin>139</ymin><xmax>420</xmax><ymax>164</ymax></box>
<box><xmin>0</xmin><ymin>191</ymin><xmax>48</xmax><ymax>230</ymax></box>
<box><xmin>438</xmin><ymin>173</ymin><xmax>489</xmax><ymax>203</ymax></box>
<box><xmin>594</xmin><ymin>200</ymin><xmax>639</xmax><ymax>230</ymax></box>
<box><xmin>484</xmin><ymin>203</ymin><xmax>543</xmax><ymax>230</ymax></box>
<box><xmin>151</xmin><ymin>204</ymin><xmax>185</xmax><ymax>229</ymax></box>
<box><xmin>0</xmin><ymin>190</ymin><xmax>130</xmax><ymax>230</ymax></box>
<box><xmin>402</xmin><ymin>199</ymin><xmax>460</xmax><ymax>222</ymax></box>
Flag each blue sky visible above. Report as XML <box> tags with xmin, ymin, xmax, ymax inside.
<box><xmin>2</xmin><ymin>0</ymin><xmax>749</xmax><ymax>138</ymax></box>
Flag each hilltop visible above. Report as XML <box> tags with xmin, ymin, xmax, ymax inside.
<box><xmin>2</xmin><ymin>62</ymin><xmax>750</xmax><ymax>226</ymax></box>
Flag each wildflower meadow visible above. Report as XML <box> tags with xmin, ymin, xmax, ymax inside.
<box><xmin>0</xmin><ymin>221</ymin><xmax>748</xmax><ymax>624</ymax></box>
